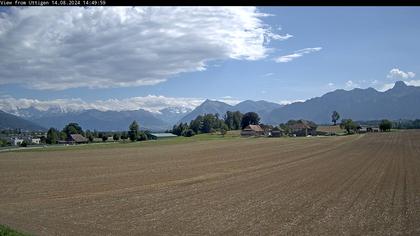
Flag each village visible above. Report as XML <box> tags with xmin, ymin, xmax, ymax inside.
<box><xmin>1</xmin><ymin>109</ymin><xmax>387</xmax><ymax>149</ymax></box>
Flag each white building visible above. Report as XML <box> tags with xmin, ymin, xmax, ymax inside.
<box><xmin>30</xmin><ymin>138</ymin><xmax>41</xmax><ymax>144</ymax></box>
<box><xmin>10</xmin><ymin>137</ymin><xmax>24</xmax><ymax>146</ymax></box>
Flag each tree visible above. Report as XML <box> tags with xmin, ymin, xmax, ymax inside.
<box><xmin>20</xmin><ymin>140</ymin><xmax>28</xmax><ymax>147</ymax></box>
<box><xmin>46</xmin><ymin>128</ymin><xmax>59</xmax><ymax>144</ymax></box>
<box><xmin>39</xmin><ymin>136</ymin><xmax>47</xmax><ymax>144</ymax></box>
<box><xmin>102</xmin><ymin>136</ymin><xmax>108</xmax><ymax>142</ymax></box>
<box><xmin>220</xmin><ymin>127</ymin><xmax>227</xmax><ymax>136</ymax></box>
<box><xmin>121</xmin><ymin>132</ymin><xmax>128</xmax><ymax>141</ymax></box>
<box><xmin>59</xmin><ymin>131</ymin><xmax>67</xmax><ymax>141</ymax></box>
<box><xmin>85</xmin><ymin>129</ymin><xmax>94</xmax><ymax>142</ymax></box>
<box><xmin>224</xmin><ymin>111</ymin><xmax>234</xmax><ymax>130</ymax></box>
<box><xmin>241</xmin><ymin>112</ymin><xmax>260</xmax><ymax>129</ymax></box>
<box><xmin>172</xmin><ymin>123</ymin><xmax>189</xmax><ymax>136</ymax></box>
<box><xmin>190</xmin><ymin>115</ymin><xmax>203</xmax><ymax>134</ymax></box>
<box><xmin>181</xmin><ymin>129</ymin><xmax>195</xmax><ymax>137</ymax></box>
<box><xmin>0</xmin><ymin>139</ymin><xmax>8</xmax><ymax>147</ymax></box>
<box><xmin>113</xmin><ymin>133</ymin><xmax>120</xmax><ymax>141</ymax></box>
<box><xmin>379</xmin><ymin>119</ymin><xmax>392</xmax><ymax>132</ymax></box>
<box><xmin>137</xmin><ymin>131</ymin><xmax>148</xmax><ymax>141</ymax></box>
<box><xmin>232</xmin><ymin>111</ymin><xmax>243</xmax><ymax>130</ymax></box>
<box><xmin>128</xmin><ymin>121</ymin><xmax>139</xmax><ymax>141</ymax></box>
<box><xmin>201</xmin><ymin>114</ymin><xmax>216</xmax><ymax>133</ymax></box>
<box><xmin>340</xmin><ymin>119</ymin><xmax>357</xmax><ymax>134</ymax></box>
<box><xmin>62</xmin><ymin>123</ymin><xmax>83</xmax><ymax>138</ymax></box>
<box><xmin>331</xmin><ymin>111</ymin><xmax>340</xmax><ymax>126</ymax></box>
<box><xmin>223</xmin><ymin>111</ymin><xmax>243</xmax><ymax>130</ymax></box>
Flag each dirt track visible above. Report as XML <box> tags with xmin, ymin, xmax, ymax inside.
<box><xmin>1</xmin><ymin>131</ymin><xmax>420</xmax><ymax>235</ymax></box>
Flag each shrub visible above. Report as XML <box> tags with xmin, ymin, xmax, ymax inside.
<box><xmin>182</xmin><ymin>129</ymin><xmax>195</xmax><ymax>137</ymax></box>
<box><xmin>19</xmin><ymin>140</ymin><xmax>28</xmax><ymax>147</ymax></box>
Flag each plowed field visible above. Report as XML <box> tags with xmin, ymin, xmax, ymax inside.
<box><xmin>1</xmin><ymin>131</ymin><xmax>420</xmax><ymax>235</ymax></box>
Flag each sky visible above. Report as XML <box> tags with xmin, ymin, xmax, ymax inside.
<box><xmin>0</xmin><ymin>7</ymin><xmax>420</xmax><ymax>113</ymax></box>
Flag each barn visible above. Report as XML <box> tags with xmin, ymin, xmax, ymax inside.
<box><xmin>68</xmin><ymin>134</ymin><xmax>88</xmax><ymax>144</ymax></box>
<box><xmin>241</xmin><ymin>125</ymin><xmax>265</xmax><ymax>137</ymax></box>
<box><xmin>270</xmin><ymin>127</ymin><xmax>285</xmax><ymax>137</ymax></box>
<box><xmin>149</xmin><ymin>133</ymin><xmax>177</xmax><ymax>140</ymax></box>
<box><xmin>288</xmin><ymin>120</ymin><xmax>317</xmax><ymax>137</ymax></box>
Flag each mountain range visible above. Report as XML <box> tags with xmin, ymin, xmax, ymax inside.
<box><xmin>0</xmin><ymin>110</ymin><xmax>45</xmax><ymax>131</ymax></box>
<box><xmin>1</xmin><ymin>81</ymin><xmax>420</xmax><ymax>131</ymax></box>
<box><xmin>178</xmin><ymin>99</ymin><xmax>283</xmax><ymax>124</ymax></box>
<box><xmin>266</xmin><ymin>81</ymin><xmax>420</xmax><ymax>124</ymax></box>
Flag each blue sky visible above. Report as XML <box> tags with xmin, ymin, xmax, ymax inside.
<box><xmin>0</xmin><ymin>7</ymin><xmax>419</xmax><ymax>113</ymax></box>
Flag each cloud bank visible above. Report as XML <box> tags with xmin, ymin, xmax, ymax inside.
<box><xmin>0</xmin><ymin>7</ymin><xmax>287</xmax><ymax>90</ymax></box>
<box><xmin>0</xmin><ymin>95</ymin><xmax>242</xmax><ymax>114</ymax></box>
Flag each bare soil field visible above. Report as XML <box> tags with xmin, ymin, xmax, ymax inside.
<box><xmin>1</xmin><ymin>131</ymin><xmax>420</xmax><ymax>235</ymax></box>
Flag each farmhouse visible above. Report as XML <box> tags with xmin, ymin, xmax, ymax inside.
<box><xmin>241</xmin><ymin>125</ymin><xmax>265</xmax><ymax>137</ymax></box>
<box><xmin>288</xmin><ymin>120</ymin><xmax>317</xmax><ymax>137</ymax></box>
<box><xmin>68</xmin><ymin>134</ymin><xmax>88</xmax><ymax>144</ymax></box>
<box><xmin>149</xmin><ymin>133</ymin><xmax>177</xmax><ymax>140</ymax></box>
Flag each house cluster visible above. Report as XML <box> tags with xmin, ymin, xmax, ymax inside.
<box><xmin>358</xmin><ymin>126</ymin><xmax>380</xmax><ymax>133</ymax></box>
<box><xmin>241</xmin><ymin>120</ymin><xmax>317</xmax><ymax>137</ymax></box>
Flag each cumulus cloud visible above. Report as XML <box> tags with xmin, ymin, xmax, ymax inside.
<box><xmin>275</xmin><ymin>47</ymin><xmax>322</xmax><ymax>63</ymax></box>
<box><xmin>0</xmin><ymin>95</ymin><xmax>243</xmax><ymax>114</ymax></box>
<box><xmin>386</xmin><ymin>68</ymin><xmax>415</xmax><ymax>79</ymax></box>
<box><xmin>0</xmin><ymin>7</ymin><xmax>285</xmax><ymax>90</ymax></box>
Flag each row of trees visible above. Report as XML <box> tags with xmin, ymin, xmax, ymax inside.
<box><xmin>45</xmin><ymin>121</ymin><xmax>152</xmax><ymax>144</ymax></box>
<box><xmin>331</xmin><ymin>111</ymin><xmax>393</xmax><ymax>134</ymax></box>
<box><xmin>339</xmin><ymin>118</ymin><xmax>392</xmax><ymax>134</ymax></box>
<box><xmin>171</xmin><ymin>111</ymin><xmax>261</xmax><ymax>137</ymax></box>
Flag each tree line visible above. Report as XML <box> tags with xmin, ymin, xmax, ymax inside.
<box><xmin>45</xmin><ymin>121</ymin><xmax>152</xmax><ymax>144</ymax></box>
<box><xmin>171</xmin><ymin>111</ymin><xmax>260</xmax><ymax>137</ymax></box>
<box><xmin>330</xmin><ymin>111</ymin><xmax>393</xmax><ymax>134</ymax></box>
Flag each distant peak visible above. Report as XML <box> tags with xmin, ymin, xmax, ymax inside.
<box><xmin>394</xmin><ymin>81</ymin><xmax>407</xmax><ymax>88</ymax></box>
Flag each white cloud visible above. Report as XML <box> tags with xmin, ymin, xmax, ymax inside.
<box><xmin>263</xmin><ymin>72</ymin><xmax>274</xmax><ymax>77</ymax></box>
<box><xmin>327</xmin><ymin>82</ymin><xmax>334</xmax><ymax>87</ymax></box>
<box><xmin>217</xmin><ymin>98</ymin><xmax>242</xmax><ymax>106</ymax></box>
<box><xmin>387</xmin><ymin>68</ymin><xmax>415</xmax><ymax>79</ymax></box>
<box><xmin>0</xmin><ymin>7</ymin><xmax>286</xmax><ymax>90</ymax></box>
<box><xmin>270</xmin><ymin>33</ymin><xmax>293</xmax><ymax>41</ymax></box>
<box><xmin>275</xmin><ymin>47</ymin><xmax>322</xmax><ymax>63</ymax></box>
<box><xmin>371</xmin><ymin>80</ymin><xmax>379</xmax><ymax>85</ymax></box>
<box><xmin>279</xmin><ymin>99</ymin><xmax>305</xmax><ymax>105</ymax></box>
<box><xmin>345</xmin><ymin>80</ymin><xmax>360</xmax><ymax>89</ymax></box>
<box><xmin>378</xmin><ymin>83</ymin><xmax>395</xmax><ymax>92</ymax></box>
<box><xmin>405</xmin><ymin>80</ymin><xmax>420</xmax><ymax>86</ymax></box>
